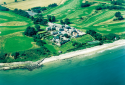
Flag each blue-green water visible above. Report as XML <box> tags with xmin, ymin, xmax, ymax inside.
<box><xmin>0</xmin><ymin>46</ymin><xmax>125</xmax><ymax>85</ymax></box>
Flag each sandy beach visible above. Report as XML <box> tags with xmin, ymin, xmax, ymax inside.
<box><xmin>40</xmin><ymin>39</ymin><xmax>125</xmax><ymax>65</ymax></box>
<box><xmin>0</xmin><ymin>39</ymin><xmax>125</xmax><ymax>70</ymax></box>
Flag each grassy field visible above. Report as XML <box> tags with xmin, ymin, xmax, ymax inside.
<box><xmin>4</xmin><ymin>36</ymin><xmax>33</xmax><ymax>52</ymax></box>
<box><xmin>0</xmin><ymin>11</ymin><xmax>38</xmax><ymax>53</ymax></box>
<box><xmin>44</xmin><ymin>34</ymin><xmax>94</xmax><ymax>54</ymax></box>
<box><xmin>43</xmin><ymin>0</ymin><xmax>125</xmax><ymax>34</ymax></box>
<box><xmin>0</xmin><ymin>11</ymin><xmax>33</xmax><ymax>36</ymax></box>
<box><xmin>2</xmin><ymin>0</ymin><xmax>64</xmax><ymax>10</ymax></box>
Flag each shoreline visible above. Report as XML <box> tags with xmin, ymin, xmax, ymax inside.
<box><xmin>0</xmin><ymin>39</ymin><xmax>125</xmax><ymax>70</ymax></box>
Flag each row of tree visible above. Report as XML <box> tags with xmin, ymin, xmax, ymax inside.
<box><xmin>13</xmin><ymin>8</ymin><xmax>30</xmax><ymax>18</ymax></box>
<box><xmin>30</xmin><ymin>7</ymin><xmax>47</xmax><ymax>13</ymax></box>
<box><xmin>30</xmin><ymin>3</ymin><xmax>58</xmax><ymax>13</ymax></box>
<box><xmin>95</xmin><ymin>5</ymin><xmax>125</xmax><ymax>10</ymax></box>
<box><xmin>0</xmin><ymin>5</ymin><xmax>9</xmax><ymax>11</ymax></box>
<box><xmin>86</xmin><ymin>30</ymin><xmax>120</xmax><ymax>44</ymax></box>
<box><xmin>48</xmin><ymin>3</ymin><xmax>58</xmax><ymax>7</ymax></box>
<box><xmin>111</xmin><ymin>0</ymin><xmax>123</xmax><ymax>5</ymax></box>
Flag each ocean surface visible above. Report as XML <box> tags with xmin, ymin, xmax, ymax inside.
<box><xmin>0</xmin><ymin>46</ymin><xmax>125</xmax><ymax>85</ymax></box>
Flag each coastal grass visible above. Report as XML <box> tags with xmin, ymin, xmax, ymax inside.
<box><xmin>44</xmin><ymin>44</ymin><xmax>57</xmax><ymax>53</ymax></box>
<box><xmin>71</xmin><ymin>34</ymin><xmax>95</xmax><ymax>44</ymax></box>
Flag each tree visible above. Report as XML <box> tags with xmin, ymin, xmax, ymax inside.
<box><xmin>0</xmin><ymin>53</ymin><xmax>7</xmax><ymax>60</ymax></box>
<box><xmin>11</xmin><ymin>52</ymin><xmax>19</xmax><ymax>59</ymax></box>
<box><xmin>118</xmin><ymin>16</ymin><xmax>124</xmax><ymax>20</ymax></box>
<box><xmin>64</xmin><ymin>18</ymin><xmax>70</xmax><ymax>24</ymax></box>
<box><xmin>15</xmin><ymin>0</ymin><xmax>17</xmax><ymax>2</ymax></box>
<box><xmin>36</xmin><ymin>40</ymin><xmax>46</xmax><ymax>46</ymax></box>
<box><xmin>64</xmin><ymin>33</ymin><xmax>70</xmax><ymax>38</ymax></box>
<box><xmin>40</xmin><ymin>19</ymin><xmax>48</xmax><ymax>25</ymax></box>
<box><xmin>81</xmin><ymin>2</ymin><xmax>90</xmax><ymax>7</ymax></box>
<box><xmin>28</xmin><ymin>9</ymin><xmax>31</xmax><ymax>11</ymax></box>
<box><xmin>60</xmin><ymin>20</ymin><xmax>64</xmax><ymax>24</ymax></box>
<box><xmin>115</xmin><ymin>12</ymin><xmax>124</xmax><ymax>20</ymax></box>
<box><xmin>95</xmin><ymin>5</ymin><xmax>102</xmax><ymax>10</ymax></box>
<box><xmin>51</xmin><ymin>16</ymin><xmax>56</xmax><ymax>22</ymax></box>
<box><xmin>105</xmin><ymin>33</ymin><xmax>117</xmax><ymax>40</ymax></box>
<box><xmin>37</xmin><ymin>14</ymin><xmax>43</xmax><ymax>19</ymax></box>
<box><xmin>24</xmin><ymin>26</ymin><xmax>36</xmax><ymax>36</ymax></box>
<box><xmin>33</xmin><ymin>35</ymin><xmax>41</xmax><ymax>42</ymax></box>
<box><xmin>30</xmin><ymin>16</ymin><xmax>34</xmax><ymax>21</ymax></box>
<box><xmin>35</xmin><ymin>24</ymin><xmax>40</xmax><ymax>31</ymax></box>
<box><xmin>14</xmin><ymin>8</ymin><xmax>18</xmax><ymax>13</ymax></box>
<box><xmin>115</xmin><ymin>12</ymin><xmax>121</xmax><ymax>17</ymax></box>
<box><xmin>47</xmin><ymin>15</ymin><xmax>51</xmax><ymax>22</ymax></box>
<box><xmin>95</xmin><ymin>33</ymin><xmax>102</xmax><ymax>40</ymax></box>
<box><xmin>111</xmin><ymin>1</ymin><xmax>122</xmax><ymax>5</ymax></box>
<box><xmin>86</xmin><ymin>30</ymin><xmax>96</xmax><ymax>36</ymax></box>
<box><xmin>72</xmin><ymin>42</ymin><xmax>77</xmax><ymax>46</ymax></box>
<box><xmin>4</xmin><ymin>2</ymin><xmax>6</xmax><ymax>5</ymax></box>
<box><xmin>0</xmin><ymin>5</ymin><xmax>9</xmax><ymax>11</ymax></box>
<box><xmin>72</xmin><ymin>42</ymin><xmax>82</xmax><ymax>47</ymax></box>
<box><xmin>48</xmin><ymin>3</ymin><xmax>58</xmax><ymax>7</ymax></box>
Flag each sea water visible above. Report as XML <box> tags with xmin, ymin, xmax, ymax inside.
<box><xmin>0</xmin><ymin>46</ymin><xmax>125</xmax><ymax>85</ymax></box>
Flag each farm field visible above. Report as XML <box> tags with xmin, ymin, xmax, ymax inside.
<box><xmin>1</xmin><ymin>0</ymin><xmax>65</xmax><ymax>10</ymax></box>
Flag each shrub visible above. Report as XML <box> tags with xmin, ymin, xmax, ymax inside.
<box><xmin>118</xmin><ymin>16</ymin><xmax>124</xmax><ymax>20</ymax></box>
<box><xmin>115</xmin><ymin>12</ymin><xmax>121</xmax><ymax>17</ymax></box>
<box><xmin>81</xmin><ymin>3</ymin><xmax>90</xmax><ymax>7</ymax></box>
<box><xmin>0</xmin><ymin>5</ymin><xmax>9</xmax><ymax>11</ymax></box>
<box><xmin>11</xmin><ymin>52</ymin><xmax>20</xmax><ymax>59</ymax></box>
<box><xmin>35</xmin><ymin>24</ymin><xmax>40</xmax><ymax>31</ymax></box>
<box><xmin>64</xmin><ymin>18</ymin><xmax>70</xmax><ymax>24</ymax></box>
<box><xmin>95</xmin><ymin>5</ymin><xmax>102</xmax><ymax>10</ymax></box>
<box><xmin>48</xmin><ymin>3</ymin><xmax>58</xmax><ymax>7</ymax></box>
<box><xmin>24</xmin><ymin>26</ymin><xmax>36</xmax><ymax>36</ymax></box>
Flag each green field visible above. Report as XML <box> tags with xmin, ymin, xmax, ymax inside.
<box><xmin>0</xmin><ymin>11</ymin><xmax>33</xmax><ymax>36</ymax></box>
<box><xmin>43</xmin><ymin>34</ymin><xmax>94</xmax><ymax>54</ymax></box>
<box><xmin>4</xmin><ymin>36</ymin><xmax>33</xmax><ymax>52</ymax></box>
<box><xmin>1</xmin><ymin>0</ymin><xmax>64</xmax><ymax>10</ymax></box>
<box><xmin>0</xmin><ymin>11</ymin><xmax>36</xmax><ymax>53</ymax></box>
<box><xmin>43</xmin><ymin>0</ymin><xmax>125</xmax><ymax>34</ymax></box>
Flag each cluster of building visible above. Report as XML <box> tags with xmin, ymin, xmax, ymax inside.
<box><xmin>46</xmin><ymin>22</ymin><xmax>86</xmax><ymax>46</ymax></box>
